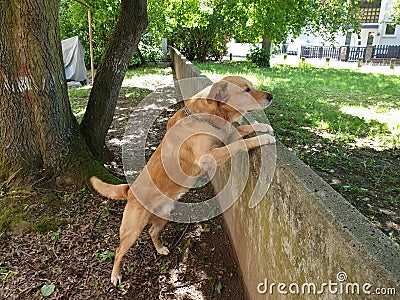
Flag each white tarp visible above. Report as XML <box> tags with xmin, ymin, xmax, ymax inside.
<box><xmin>61</xmin><ymin>36</ymin><xmax>87</xmax><ymax>82</ymax></box>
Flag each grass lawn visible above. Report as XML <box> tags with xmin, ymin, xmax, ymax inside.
<box><xmin>196</xmin><ymin>61</ymin><xmax>400</xmax><ymax>244</ymax></box>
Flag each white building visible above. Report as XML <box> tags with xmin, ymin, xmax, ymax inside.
<box><xmin>287</xmin><ymin>0</ymin><xmax>400</xmax><ymax>51</ymax></box>
<box><xmin>344</xmin><ymin>0</ymin><xmax>400</xmax><ymax>46</ymax></box>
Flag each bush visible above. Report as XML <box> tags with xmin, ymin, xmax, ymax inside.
<box><xmin>129</xmin><ymin>42</ymin><xmax>164</xmax><ymax>68</ymax></box>
<box><xmin>167</xmin><ymin>0</ymin><xmax>233</xmax><ymax>62</ymax></box>
<box><xmin>171</xmin><ymin>27</ymin><xmax>229</xmax><ymax>62</ymax></box>
<box><xmin>247</xmin><ymin>48</ymin><xmax>270</xmax><ymax>67</ymax></box>
<box><xmin>139</xmin><ymin>42</ymin><xmax>163</xmax><ymax>62</ymax></box>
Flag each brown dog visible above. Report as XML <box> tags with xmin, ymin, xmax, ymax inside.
<box><xmin>90</xmin><ymin>76</ymin><xmax>274</xmax><ymax>285</ymax></box>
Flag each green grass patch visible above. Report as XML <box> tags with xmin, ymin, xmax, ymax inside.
<box><xmin>0</xmin><ymin>194</ymin><xmax>30</xmax><ymax>232</ymax></box>
<box><xmin>68</xmin><ymin>85</ymin><xmax>92</xmax><ymax>122</ymax></box>
<box><xmin>196</xmin><ymin>61</ymin><xmax>400</xmax><ymax>243</ymax></box>
<box><xmin>32</xmin><ymin>216</ymin><xmax>65</xmax><ymax>234</ymax></box>
<box><xmin>0</xmin><ymin>192</ymin><xmax>67</xmax><ymax>234</ymax></box>
<box><xmin>196</xmin><ymin>61</ymin><xmax>399</xmax><ymax>149</ymax></box>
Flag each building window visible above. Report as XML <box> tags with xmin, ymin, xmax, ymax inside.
<box><xmin>385</xmin><ymin>24</ymin><xmax>396</xmax><ymax>35</ymax></box>
<box><xmin>360</xmin><ymin>0</ymin><xmax>381</xmax><ymax>23</ymax></box>
<box><xmin>345</xmin><ymin>33</ymin><xmax>352</xmax><ymax>45</ymax></box>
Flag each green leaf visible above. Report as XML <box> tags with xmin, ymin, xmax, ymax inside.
<box><xmin>95</xmin><ymin>250</ymin><xmax>116</xmax><ymax>261</ymax></box>
<box><xmin>213</xmin><ymin>282</ymin><xmax>223</xmax><ymax>295</ymax></box>
<box><xmin>40</xmin><ymin>283</ymin><xmax>55</xmax><ymax>297</ymax></box>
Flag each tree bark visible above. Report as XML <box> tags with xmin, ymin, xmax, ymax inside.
<box><xmin>135</xmin><ymin>44</ymin><xmax>147</xmax><ymax>67</ymax></box>
<box><xmin>262</xmin><ymin>34</ymin><xmax>272</xmax><ymax>67</ymax></box>
<box><xmin>0</xmin><ymin>0</ymin><xmax>112</xmax><ymax>187</ymax></box>
<box><xmin>80</xmin><ymin>0</ymin><xmax>148</xmax><ymax>159</ymax></box>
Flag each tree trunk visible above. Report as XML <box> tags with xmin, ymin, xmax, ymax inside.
<box><xmin>135</xmin><ymin>44</ymin><xmax>147</xmax><ymax>67</ymax></box>
<box><xmin>80</xmin><ymin>0</ymin><xmax>148</xmax><ymax>159</ymax></box>
<box><xmin>0</xmin><ymin>0</ymin><xmax>112</xmax><ymax>187</ymax></box>
<box><xmin>262</xmin><ymin>34</ymin><xmax>272</xmax><ymax>67</ymax></box>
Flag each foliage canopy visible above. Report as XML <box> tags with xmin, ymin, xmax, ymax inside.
<box><xmin>233</xmin><ymin>0</ymin><xmax>363</xmax><ymax>45</ymax></box>
<box><xmin>59</xmin><ymin>0</ymin><xmax>120</xmax><ymax>67</ymax></box>
<box><xmin>147</xmin><ymin>0</ymin><xmax>365</xmax><ymax>62</ymax></box>
<box><xmin>59</xmin><ymin>0</ymin><xmax>159</xmax><ymax>67</ymax></box>
<box><xmin>392</xmin><ymin>0</ymin><xmax>400</xmax><ymax>25</ymax></box>
<box><xmin>60</xmin><ymin>0</ymin><xmax>367</xmax><ymax>64</ymax></box>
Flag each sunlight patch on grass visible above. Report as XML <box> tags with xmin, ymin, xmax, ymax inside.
<box><xmin>122</xmin><ymin>67</ymin><xmax>173</xmax><ymax>90</ymax></box>
<box><xmin>255</xmin><ymin>76</ymin><xmax>289</xmax><ymax>90</ymax></box>
<box><xmin>314</xmin><ymin>119</ymin><xmax>330</xmax><ymax>130</ymax></box>
<box><xmin>68</xmin><ymin>86</ymin><xmax>91</xmax><ymax>122</ymax></box>
<box><xmin>340</xmin><ymin>106</ymin><xmax>400</xmax><ymax>135</ymax></box>
<box><xmin>74</xmin><ymin>109</ymin><xmax>86</xmax><ymax>121</ymax></box>
<box><xmin>68</xmin><ymin>68</ymin><xmax>162</xmax><ymax>123</ymax></box>
<box><xmin>197</xmin><ymin>61</ymin><xmax>399</xmax><ymax>152</ymax></box>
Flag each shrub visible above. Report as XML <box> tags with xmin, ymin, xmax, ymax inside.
<box><xmin>247</xmin><ymin>48</ymin><xmax>270</xmax><ymax>67</ymax></box>
<box><xmin>139</xmin><ymin>42</ymin><xmax>163</xmax><ymax>62</ymax></box>
<box><xmin>167</xmin><ymin>0</ymin><xmax>232</xmax><ymax>62</ymax></box>
<box><xmin>129</xmin><ymin>42</ymin><xmax>164</xmax><ymax>68</ymax></box>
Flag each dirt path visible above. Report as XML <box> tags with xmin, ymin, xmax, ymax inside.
<box><xmin>0</xmin><ymin>68</ymin><xmax>248</xmax><ymax>299</ymax></box>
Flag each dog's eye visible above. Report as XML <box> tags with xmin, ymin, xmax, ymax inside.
<box><xmin>244</xmin><ymin>87</ymin><xmax>251</xmax><ymax>92</ymax></box>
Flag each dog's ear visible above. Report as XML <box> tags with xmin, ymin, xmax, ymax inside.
<box><xmin>208</xmin><ymin>80</ymin><xmax>229</xmax><ymax>103</ymax></box>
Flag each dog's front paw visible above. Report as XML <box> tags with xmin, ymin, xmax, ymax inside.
<box><xmin>252</xmin><ymin>123</ymin><xmax>274</xmax><ymax>134</ymax></box>
<box><xmin>157</xmin><ymin>246</ymin><xmax>170</xmax><ymax>255</ymax></box>
<box><xmin>199</xmin><ymin>154</ymin><xmax>216</xmax><ymax>171</ymax></box>
<box><xmin>111</xmin><ymin>271</ymin><xmax>122</xmax><ymax>286</ymax></box>
<box><xmin>258</xmin><ymin>134</ymin><xmax>276</xmax><ymax>145</ymax></box>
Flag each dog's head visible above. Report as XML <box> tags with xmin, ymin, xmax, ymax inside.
<box><xmin>207</xmin><ymin>76</ymin><xmax>273</xmax><ymax>122</ymax></box>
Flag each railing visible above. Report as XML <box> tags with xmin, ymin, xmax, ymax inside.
<box><xmin>372</xmin><ymin>45</ymin><xmax>400</xmax><ymax>59</ymax></box>
<box><xmin>301</xmin><ymin>44</ymin><xmax>400</xmax><ymax>64</ymax></box>
<box><xmin>300</xmin><ymin>45</ymin><xmax>340</xmax><ymax>60</ymax></box>
<box><xmin>321</xmin><ymin>46</ymin><xmax>340</xmax><ymax>59</ymax></box>
<box><xmin>347</xmin><ymin>46</ymin><xmax>367</xmax><ymax>62</ymax></box>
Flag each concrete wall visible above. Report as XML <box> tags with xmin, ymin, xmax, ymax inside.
<box><xmin>169</xmin><ymin>47</ymin><xmax>212</xmax><ymax>97</ymax></box>
<box><xmin>170</xmin><ymin>47</ymin><xmax>400</xmax><ymax>299</ymax></box>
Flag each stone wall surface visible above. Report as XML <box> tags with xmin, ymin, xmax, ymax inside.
<box><xmin>170</xmin><ymin>47</ymin><xmax>400</xmax><ymax>299</ymax></box>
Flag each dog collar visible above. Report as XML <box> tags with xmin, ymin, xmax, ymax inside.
<box><xmin>184</xmin><ymin>106</ymin><xmax>223</xmax><ymax>130</ymax></box>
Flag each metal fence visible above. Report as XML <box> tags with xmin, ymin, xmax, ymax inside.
<box><xmin>321</xmin><ymin>46</ymin><xmax>341</xmax><ymax>59</ymax></box>
<box><xmin>372</xmin><ymin>45</ymin><xmax>400</xmax><ymax>59</ymax></box>
<box><xmin>300</xmin><ymin>46</ymin><xmax>340</xmax><ymax>60</ymax></box>
<box><xmin>347</xmin><ymin>47</ymin><xmax>367</xmax><ymax>62</ymax></box>
<box><xmin>300</xmin><ymin>44</ymin><xmax>400</xmax><ymax>62</ymax></box>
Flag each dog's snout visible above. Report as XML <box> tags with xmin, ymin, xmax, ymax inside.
<box><xmin>266</xmin><ymin>93</ymin><xmax>273</xmax><ymax>101</ymax></box>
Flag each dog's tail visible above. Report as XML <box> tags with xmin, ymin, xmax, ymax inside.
<box><xmin>90</xmin><ymin>176</ymin><xmax>129</xmax><ymax>200</ymax></box>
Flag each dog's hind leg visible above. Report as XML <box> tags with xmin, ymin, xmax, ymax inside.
<box><xmin>111</xmin><ymin>204</ymin><xmax>149</xmax><ymax>286</ymax></box>
<box><xmin>149</xmin><ymin>216</ymin><xmax>169</xmax><ymax>255</ymax></box>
